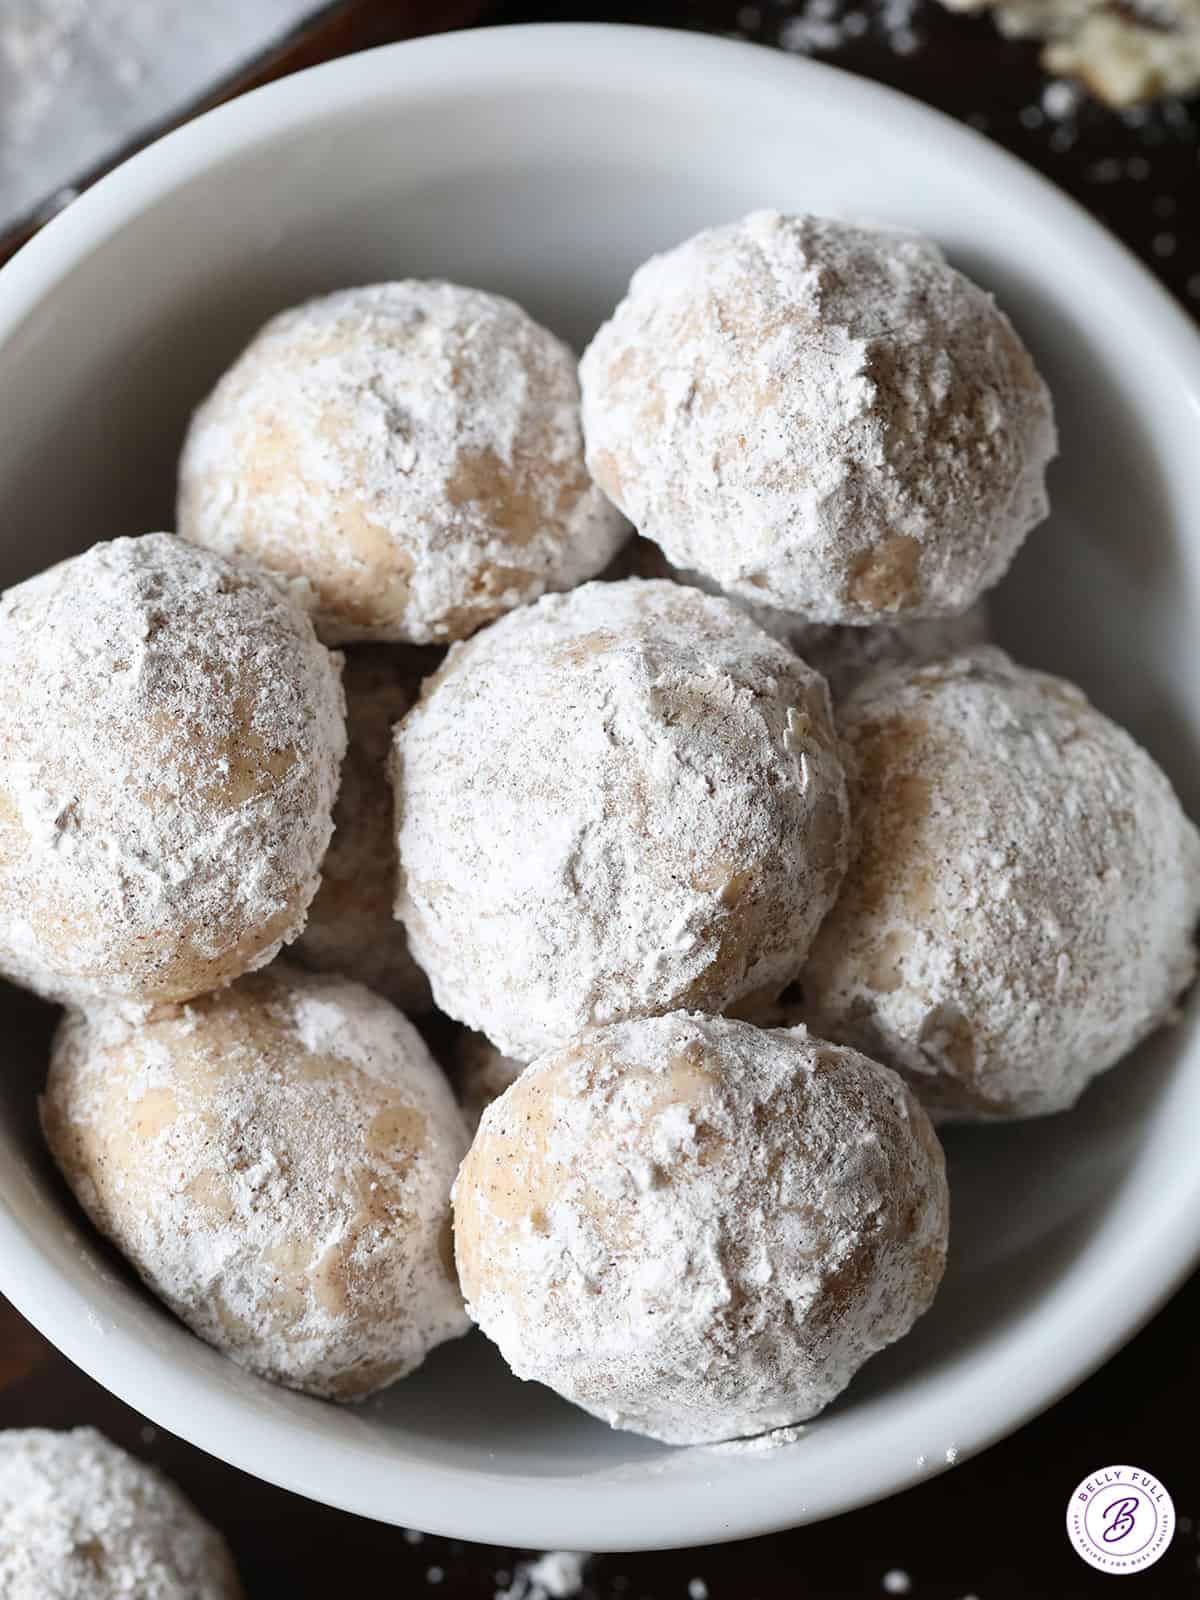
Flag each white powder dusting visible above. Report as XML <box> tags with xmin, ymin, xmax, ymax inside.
<box><xmin>705</xmin><ymin>1423</ymin><xmax>808</xmax><ymax>1454</ymax></box>
<box><xmin>289</xmin><ymin>991</ymin><xmax>374</xmax><ymax>1066</ymax></box>
<box><xmin>882</xmin><ymin>0</ymin><xmax>922</xmax><ymax>52</ymax></box>
<box><xmin>774</xmin><ymin>0</ymin><xmax>922</xmax><ymax>54</ymax></box>
<box><xmin>43</xmin><ymin>966</ymin><xmax>471</xmax><ymax>1400</ymax></box>
<box><xmin>455</xmin><ymin>1013</ymin><xmax>949</xmax><ymax>1445</ymax></box>
<box><xmin>936</xmin><ymin>0</ymin><xmax>1200</xmax><ymax>104</ymax></box>
<box><xmin>688</xmin><ymin>1579</ymin><xmax>710</xmax><ymax>1599</ymax></box>
<box><xmin>780</xmin><ymin>7</ymin><xmax>849</xmax><ymax>50</ymax></box>
<box><xmin>527</xmin><ymin>1553</ymin><xmax>589</xmax><ymax>1598</ymax></box>
<box><xmin>580</xmin><ymin>212</ymin><xmax>1056</xmax><ymax>626</ymax></box>
<box><xmin>882</xmin><ymin>1571</ymin><xmax>913</xmax><ymax>1595</ymax></box>
<box><xmin>621</xmin><ymin>535</ymin><xmax>991</xmax><ymax>703</ymax></box>
<box><xmin>0</xmin><ymin>1428</ymin><xmax>240</xmax><ymax>1598</ymax></box>
<box><xmin>802</xmin><ymin>648</ymin><xmax>1200</xmax><ymax>1121</ymax></box>
<box><xmin>0</xmin><ymin>533</ymin><xmax>345</xmax><ymax>1009</ymax></box>
<box><xmin>1042</xmin><ymin>78</ymin><xmax>1082</xmax><ymax>117</ymax></box>
<box><xmin>396</xmin><ymin>579</ymin><xmax>849</xmax><ymax>1060</ymax></box>
<box><xmin>178</xmin><ymin>281</ymin><xmax>628</xmax><ymax>646</ymax></box>
<box><xmin>496</xmin><ymin>1552</ymin><xmax>589</xmax><ymax>1600</ymax></box>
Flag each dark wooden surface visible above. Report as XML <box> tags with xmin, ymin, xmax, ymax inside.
<box><xmin>3</xmin><ymin>1279</ymin><xmax>1199</xmax><ymax>1596</ymax></box>
<box><xmin>2</xmin><ymin>2</ymin><xmax>1198</xmax><ymax>1594</ymax></box>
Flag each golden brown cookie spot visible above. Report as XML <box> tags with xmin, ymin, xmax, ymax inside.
<box><xmin>131</xmin><ymin>1089</ymin><xmax>178</xmax><ymax>1140</ymax></box>
<box><xmin>335</xmin><ymin>501</ymin><xmax>414</xmax><ymax>624</ymax></box>
<box><xmin>459</xmin><ymin>1062</ymin><xmax>573</xmax><ymax>1232</ymax></box>
<box><xmin>236</xmin><ymin>415</ymin><xmax>299</xmax><ymax>502</ymax></box>
<box><xmin>552</xmin><ymin>629</ymin><xmax>618</xmax><ymax>668</ymax></box>
<box><xmin>866</xmin><ymin>929</ymin><xmax>912</xmax><ymax>994</ymax></box>
<box><xmin>310</xmin><ymin>1241</ymin><xmax>350</xmax><ymax>1317</ymax></box>
<box><xmin>848</xmin><ymin>536</ymin><xmax>921</xmax><ymax>610</ymax></box>
<box><xmin>367</xmin><ymin>1102</ymin><xmax>426</xmax><ymax>1160</ymax></box>
<box><xmin>447</xmin><ymin>447</ymin><xmax>543</xmax><ymax>545</ymax></box>
<box><xmin>607</xmin><ymin>349</ymin><xmax>637</xmax><ymax>385</ymax></box>
<box><xmin>211</xmin><ymin>1289</ymin><xmax>253</xmax><ymax>1345</ymax></box>
<box><xmin>690</xmin><ymin>860</ymin><xmax>751</xmax><ymax>906</ymax></box>
<box><xmin>589</xmin><ymin>449</ymin><xmax>624</xmax><ymax>502</ymax></box>
<box><xmin>263</xmin><ymin>1236</ymin><xmax>311</xmax><ymax>1319</ymax></box>
<box><xmin>341</xmin><ymin>1165</ymin><xmax>392</xmax><ymax>1229</ymax></box>
<box><xmin>856</xmin><ymin>716</ymin><xmax>930</xmax><ymax>792</ymax></box>
<box><xmin>665</xmin><ymin>1047</ymin><xmax>719</xmax><ymax>1108</ymax></box>
<box><xmin>907</xmin><ymin>865</ymin><xmax>936</xmax><ymax>917</ymax></box>
<box><xmin>187</xmin><ymin>1168</ymin><xmax>235</xmax><ymax>1222</ymax></box>
<box><xmin>939</xmin><ymin>1014</ymin><xmax>977</xmax><ymax>1077</ymax></box>
<box><xmin>890</xmin><ymin>772</ymin><xmax>932</xmax><ymax>828</ymax></box>
<box><xmin>220</xmin><ymin>732</ymin><xmax>298</xmax><ymax>809</ymax></box>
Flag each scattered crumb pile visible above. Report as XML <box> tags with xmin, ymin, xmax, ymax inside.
<box><xmin>497</xmin><ymin>1551</ymin><xmax>589</xmax><ymax>1600</ymax></box>
<box><xmin>937</xmin><ymin>0</ymin><xmax>1200</xmax><ymax>105</ymax></box>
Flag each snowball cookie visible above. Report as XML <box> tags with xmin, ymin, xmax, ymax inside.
<box><xmin>581</xmin><ymin>211</ymin><xmax>1056</xmax><ymax>624</ymax></box>
<box><xmin>0</xmin><ymin>1428</ymin><xmax>241</xmax><ymax>1599</ymax></box>
<box><xmin>0</xmin><ymin>534</ymin><xmax>345</xmax><ymax>1010</ymax></box>
<box><xmin>294</xmin><ymin>645</ymin><xmax>434</xmax><ymax>1010</ymax></box>
<box><xmin>454</xmin><ymin>1029</ymin><xmax>526</xmax><ymax>1134</ymax></box>
<box><xmin>621</xmin><ymin>535</ymin><xmax>990</xmax><ymax>700</ymax></box>
<box><xmin>178</xmin><ymin>282</ymin><xmax>629</xmax><ymax>645</ymax></box>
<box><xmin>42</xmin><ymin>966</ymin><xmax>470</xmax><ymax>1399</ymax></box>
<box><xmin>801</xmin><ymin>648</ymin><xmax>1200</xmax><ymax>1121</ymax></box>
<box><xmin>394</xmin><ymin>578</ymin><xmax>850</xmax><ymax>1059</ymax></box>
<box><xmin>454</xmin><ymin>1012</ymin><xmax>949</xmax><ymax>1445</ymax></box>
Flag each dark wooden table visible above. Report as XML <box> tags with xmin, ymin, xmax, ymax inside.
<box><xmin>2</xmin><ymin>3</ymin><xmax>1197</xmax><ymax>1595</ymax></box>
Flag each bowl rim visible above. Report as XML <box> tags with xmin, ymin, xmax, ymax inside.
<box><xmin>2</xmin><ymin>20</ymin><xmax>1200</xmax><ymax>1551</ymax></box>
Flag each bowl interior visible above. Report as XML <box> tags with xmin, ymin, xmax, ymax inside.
<box><xmin>0</xmin><ymin>25</ymin><xmax>1199</xmax><ymax>1551</ymax></box>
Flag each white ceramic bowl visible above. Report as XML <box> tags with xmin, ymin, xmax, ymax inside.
<box><xmin>1</xmin><ymin>22</ymin><xmax>1199</xmax><ymax>1553</ymax></box>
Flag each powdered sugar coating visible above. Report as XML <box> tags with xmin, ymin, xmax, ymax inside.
<box><xmin>294</xmin><ymin>646</ymin><xmax>435</xmax><ymax>1011</ymax></box>
<box><xmin>620</xmin><ymin>536</ymin><xmax>990</xmax><ymax>699</ymax></box>
<box><xmin>454</xmin><ymin>1012</ymin><xmax>948</xmax><ymax>1445</ymax></box>
<box><xmin>0</xmin><ymin>1428</ymin><xmax>240</xmax><ymax>1599</ymax></box>
<box><xmin>581</xmin><ymin>211</ymin><xmax>1056</xmax><ymax>623</ymax></box>
<box><xmin>0</xmin><ymin>534</ymin><xmax>345</xmax><ymax>1009</ymax></box>
<box><xmin>178</xmin><ymin>282</ymin><xmax>629</xmax><ymax>645</ymax></box>
<box><xmin>43</xmin><ymin>966</ymin><xmax>470</xmax><ymax>1399</ymax></box>
<box><xmin>394</xmin><ymin>579</ymin><xmax>850</xmax><ymax>1059</ymax></box>
<box><xmin>801</xmin><ymin>648</ymin><xmax>1200</xmax><ymax>1120</ymax></box>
